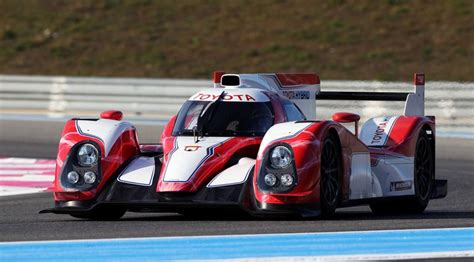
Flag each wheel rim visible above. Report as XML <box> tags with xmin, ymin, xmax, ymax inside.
<box><xmin>321</xmin><ymin>139</ymin><xmax>339</xmax><ymax>206</ymax></box>
<box><xmin>415</xmin><ymin>137</ymin><xmax>433</xmax><ymax>200</ymax></box>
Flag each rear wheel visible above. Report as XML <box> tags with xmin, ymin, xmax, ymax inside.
<box><xmin>319</xmin><ymin>134</ymin><xmax>341</xmax><ymax>217</ymax></box>
<box><xmin>70</xmin><ymin>207</ymin><xmax>126</xmax><ymax>220</ymax></box>
<box><xmin>410</xmin><ymin>130</ymin><xmax>435</xmax><ymax>211</ymax></box>
<box><xmin>370</xmin><ymin>130</ymin><xmax>434</xmax><ymax>214</ymax></box>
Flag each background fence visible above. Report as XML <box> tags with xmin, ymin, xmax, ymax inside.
<box><xmin>1</xmin><ymin>75</ymin><xmax>473</xmax><ymax>135</ymax></box>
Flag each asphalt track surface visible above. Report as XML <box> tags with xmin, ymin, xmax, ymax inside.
<box><xmin>0</xmin><ymin>137</ymin><xmax>473</xmax><ymax>242</ymax></box>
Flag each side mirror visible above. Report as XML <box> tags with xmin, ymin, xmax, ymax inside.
<box><xmin>100</xmin><ymin>110</ymin><xmax>123</xmax><ymax>121</ymax></box>
<box><xmin>332</xmin><ymin>112</ymin><xmax>360</xmax><ymax>136</ymax></box>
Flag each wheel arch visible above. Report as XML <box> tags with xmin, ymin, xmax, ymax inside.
<box><xmin>325</xmin><ymin>127</ymin><xmax>344</xmax><ymax>201</ymax></box>
<box><xmin>419</xmin><ymin>123</ymin><xmax>436</xmax><ymax>183</ymax></box>
<box><xmin>421</xmin><ymin>124</ymin><xmax>435</xmax><ymax>157</ymax></box>
<box><xmin>382</xmin><ymin>116</ymin><xmax>436</xmax><ymax>158</ymax></box>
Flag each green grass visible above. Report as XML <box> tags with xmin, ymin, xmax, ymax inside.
<box><xmin>0</xmin><ymin>0</ymin><xmax>473</xmax><ymax>81</ymax></box>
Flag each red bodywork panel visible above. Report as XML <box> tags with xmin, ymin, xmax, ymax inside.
<box><xmin>276</xmin><ymin>73</ymin><xmax>320</xmax><ymax>86</ymax></box>
<box><xmin>253</xmin><ymin>121</ymin><xmax>368</xmax><ymax>205</ymax></box>
<box><xmin>53</xmin><ymin>119</ymin><xmax>139</xmax><ymax>201</ymax></box>
<box><xmin>100</xmin><ymin>110</ymin><xmax>123</xmax><ymax>121</ymax></box>
<box><xmin>332</xmin><ymin>112</ymin><xmax>361</xmax><ymax>123</ymax></box>
<box><xmin>384</xmin><ymin>116</ymin><xmax>435</xmax><ymax>157</ymax></box>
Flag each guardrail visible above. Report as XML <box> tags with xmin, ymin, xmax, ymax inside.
<box><xmin>1</xmin><ymin>75</ymin><xmax>473</xmax><ymax>134</ymax></box>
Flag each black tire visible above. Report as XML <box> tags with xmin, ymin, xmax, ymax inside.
<box><xmin>410</xmin><ymin>130</ymin><xmax>435</xmax><ymax>211</ymax></box>
<box><xmin>370</xmin><ymin>130</ymin><xmax>434</xmax><ymax>214</ymax></box>
<box><xmin>319</xmin><ymin>134</ymin><xmax>341</xmax><ymax>217</ymax></box>
<box><xmin>70</xmin><ymin>207</ymin><xmax>126</xmax><ymax>220</ymax></box>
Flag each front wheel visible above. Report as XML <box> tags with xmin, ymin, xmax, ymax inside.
<box><xmin>319</xmin><ymin>134</ymin><xmax>341</xmax><ymax>217</ymax></box>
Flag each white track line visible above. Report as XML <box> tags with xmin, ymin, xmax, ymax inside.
<box><xmin>0</xmin><ymin>186</ymin><xmax>47</xmax><ymax>196</ymax></box>
<box><xmin>0</xmin><ymin>175</ymin><xmax>54</xmax><ymax>181</ymax></box>
<box><xmin>219</xmin><ymin>251</ymin><xmax>474</xmax><ymax>261</ymax></box>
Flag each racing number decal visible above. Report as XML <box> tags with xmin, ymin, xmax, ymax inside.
<box><xmin>184</xmin><ymin>145</ymin><xmax>201</xmax><ymax>152</ymax></box>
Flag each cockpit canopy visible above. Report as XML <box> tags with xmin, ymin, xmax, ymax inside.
<box><xmin>172</xmin><ymin>100</ymin><xmax>274</xmax><ymax>137</ymax></box>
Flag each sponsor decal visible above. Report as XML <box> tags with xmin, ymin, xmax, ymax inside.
<box><xmin>360</xmin><ymin>116</ymin><xmax>398</xmax><ymax>146</ymax></box>
<box><xmin>192</xmin><ymin>93</ymin><xmax>255</xmax><ymax>102</ymax></box>
<box><xmin>390</xmin><ymin>180</ymin><xmax>412</xmax><ymax>191</ymax></box>
<box><xmin>371</xmin><ymin>117</ymin><xmax>390</xmax><ymax>145</ymax></box>
<box><xmin>282</xmin><ymin>90</ymin><xmax>310</xmax><ymax>100</ymax></box>
<box><xmin>184</xmin><ymin>145</ymin><xmax>201</xmax><ymax>152</ymax></box>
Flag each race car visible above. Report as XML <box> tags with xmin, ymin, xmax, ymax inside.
<box><xmin>41</xmin><ymin>72</ymin><xmax>447</xmax><ymax>219</ymax></box>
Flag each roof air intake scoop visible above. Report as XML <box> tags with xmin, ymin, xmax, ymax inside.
<box><xmin>221</xmin><ymin>74</ymin><xmax>240</xmax><ymax>87</ymax></box>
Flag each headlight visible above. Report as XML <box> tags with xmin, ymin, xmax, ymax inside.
<box><xmin>270</xmin><ymin>146</ymin><xmax>292</xmax><ymax>169</ymax></box>
<box><xmin>264</xmin><ymin>173</ymin><xmax>277</xmax><ymax>186</ymax></box>
<box><xmin>77</xmin><ymin>143</ymin><xmax>99</xmax><ymax>166</ymax></box>
<box><xmin>280</xmin><ymin>174</ymin><xmax>294</xmax><ymax>187</ymax></box>
<box><xmin>67</xmin><ymin>171</ymin><xmax>80</xmax><ymax>184</ymax></box>
<box><xmin>83</xmin><ymin>171</ymin><xmax>97</xmax><ymax>184</ymax></box>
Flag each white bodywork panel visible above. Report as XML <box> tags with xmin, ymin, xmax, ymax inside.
<box><xmin>359</xmin><ymin>116</ymin><xmax>398</xmax><ymax>146</ymax></box>
<box><xmin>349</xmin><ymin>153</ymin><xmax>382</xmax><ymax>199</ymax></box>
<box><xmin>117</xmin><ymin>157</ymin><xmax>155</xmax><ymax>186</ymax></box>
<box><xmin>207</xmin><ymin>157</ymin><xmax>255</xmax><ymax>188</ymax></box>
<box><xmin>163</xmin><ymin>136</ymin><xmax>231</xmax><ymax>182</ymax></box>
<box><xmin>76</xmin><ymin>119</ymin><xmax>134</xmax><ymax>157</ymax></box>
<box><xmin>404</xmin><ymin>83</ymin><xmax>425</xmax><ymax>116</ymax></box>
<box><xmin>259</xmin><ymin>122</ymin><xmax>312</xmax><ymax>157</ymax></box>
<box><xmin>372</xmin><ymin>156</ymin><xmax>415</xmax><ymax>197</ymax></box>
<box><xmin>349</xmin><ymin>153</ymin><xmax>415</xmax><ymax>199</ymax></box>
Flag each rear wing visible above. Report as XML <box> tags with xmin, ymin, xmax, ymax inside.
<box><xmin>316</xmin><ymin>73</ymin><xmax>425</xmax><ymax>116</ymax></box>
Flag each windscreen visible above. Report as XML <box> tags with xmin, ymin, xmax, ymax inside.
<box><xmin>172</xmin><ymin>101</ymin><xmax>274</xmax><ymax>137</ymax></box>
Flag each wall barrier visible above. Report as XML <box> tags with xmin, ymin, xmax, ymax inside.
<box><xmin>1</xmin><ymin>75</ymin><xmax>473</xmax><ymax>135</ymax></box>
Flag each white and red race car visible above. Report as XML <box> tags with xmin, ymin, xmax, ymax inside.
<box><xmin>41</xmin><ymin>72</ymin><xmax>447</xmax><ymax>219</ymax></box>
